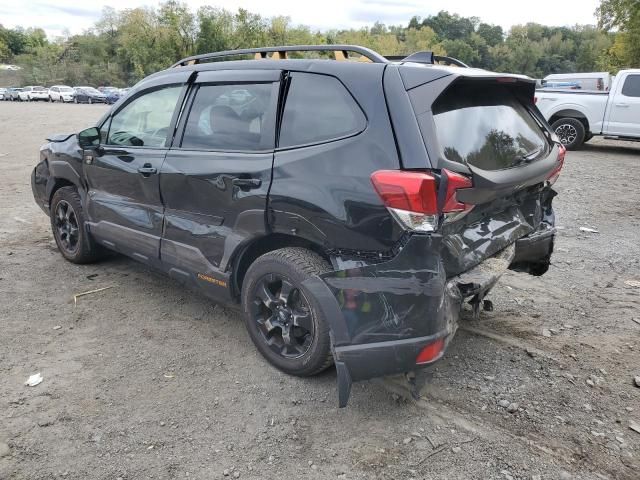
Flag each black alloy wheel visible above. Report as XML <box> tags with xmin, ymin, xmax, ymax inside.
<box><xmin>249</xmin><ymin>273</ymin><xmax>315</xmax><ymax>359</ymax></box>
<box><xmin>53</xmin><ymin>199</ymin><xmax>79</xmax><ymax>255</ymax></box>
<box><xmin>241</xmin><ymin>248</ymin><xmax>333</xmax><ymax>377</ymax></box>
<box><xmin>49</xmin><ymin>186</ymin><xmax>104</xmax><ymax>264</ymax></box>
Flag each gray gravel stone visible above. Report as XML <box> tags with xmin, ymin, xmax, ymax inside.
<box><xmin>0</xmin><ymin>442</ymin><xmax>10</xmax><ymax>458</ymax></box>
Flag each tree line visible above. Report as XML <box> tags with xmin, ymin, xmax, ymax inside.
<box><xmin>0</xmin><ymin>0</ymin><xmax>638</xmax><ymax>87</ymax></box>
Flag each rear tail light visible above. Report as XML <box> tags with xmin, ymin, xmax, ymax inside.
<box><xmin>370</xmin><ymin>170</ymin><xmax>438</xmax><ymax>232</ymax></box>
<box><xmin>547</xmin><ymin>144</ymin><xmax>566</xmax><ymax>185</ymax></box>
<box><xmin>416</xmin><ymin>338</ymin><xmax>445</xmax><ymax>365</ymax></box>
<box><xmin>371</xmin><ymin>169</ymin><xmax>473</xmax><ymax>232</ymax></box>
<box><xmin>441</xmin><ymin>169</ymin><xmax>473</xmax><ymax>213</ymax></box>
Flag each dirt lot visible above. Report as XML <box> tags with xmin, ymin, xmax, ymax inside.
<box><xmin>0</xmin><ymin>101</ymin><xmax>639</xmax><ymax>480</ymax></box>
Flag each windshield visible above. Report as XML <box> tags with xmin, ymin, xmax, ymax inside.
<box><xmin>60</xmin><ymin>87</ymin><xmax>73</xmax><ymax>92</ymax></box>
<box><xmin>432</xmin><ymin>82</ymin><xmax>548</xmax><ymax>171</ymax></box>
<box><xmin>83</xmin><ymin>87</ymin><xmax>101</xmax><ymax>94</ymax></box>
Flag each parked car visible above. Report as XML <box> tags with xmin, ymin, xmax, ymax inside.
<box><xmin>541</xmin><ymin>72</ymin><xmax>611</xmax><ymax>91</ymax></box>
<box><xmin>31</xmin><ymin>45</ymin><xmax>563</xmax><ymax>406</ymax></box>
<box><xmin>48</xmin><ymin>85</ymin><xmax>75</xmax><ymax>103</ymax></box>
<box><xmin>536</xmin><ymin>69</ymin><xmax>640</xmax><ymax>149</ymax></box>
<box><xmin>5</xmin><ymin>87</ymin><xmax>23</xmax><ymax>101</ymax></box>
<box><xmin>72</xmin><ymin>86</ymin><xmax>107</xmax><ymax>104</ymax></box>
<box><xmin>105</xmin><ymin>89</ymin><xmax>123</xmax><ymax>104</ymax></box>
<box><xmin>19</xmin><ymin>86</ymin><xmax>49</xmax><ymax>101</ymax></box>
<box><xmin>99</xmin><ymin>86</ymin><xmax>119</xmax><ymax>94</ymax></box>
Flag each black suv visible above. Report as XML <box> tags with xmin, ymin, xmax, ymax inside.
<box><xmin>31</xmin><ymin>45</ymin><xmax>562</xmax><ymax>406</ymax></box>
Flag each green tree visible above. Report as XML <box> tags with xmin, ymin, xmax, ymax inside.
<box><xmin>597</xmin><ymin>0</ymin><xmax>640</xmax><ymax>69</ymax></box>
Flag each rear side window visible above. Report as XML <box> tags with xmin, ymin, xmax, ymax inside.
<box><xmin>181</xmin><ymin>83</ymin><xmax>277</xmax><ymax>151</ymax></box>
<box><xmin>279</xmin><ymin>73</ymin><xmax>366</xmax><ymax>148</ymax></box>
<box><xmin>621</xmin><ymin>75</ymin><xmax>640</xmax><ymax>97</ymax></box>
<box><xmin>432</xmin><ymin>83</ymin><xmax>547</xmax><ymax>170</ymax></box>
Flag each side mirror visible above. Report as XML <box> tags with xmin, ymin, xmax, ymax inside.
<box><xmin>77</xmin><ymin>127</ymin><xmax>100</xmax><ymax>149</ymax></box>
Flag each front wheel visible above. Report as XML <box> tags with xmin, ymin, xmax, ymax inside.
<box><xmin>551</xmin><ymin>117</ymin><xmax>585</xmax><ymax>150</ymax></box>
<box><xmin>50</xmin><ymin>187</ymin><xmax>104</xmax><ymax>264</ymax></box>
<box><xmin>241</xmin><ymin>248</ymin><xmax>333</xmax><ymax>377</ymax></box>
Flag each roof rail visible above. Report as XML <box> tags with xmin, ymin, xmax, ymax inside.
<box><xmin>385</xmin><ymin>51</ymin><xmax>470</xmax><ymax>68</ymax></box>
<box><xmin>171</xmin><ymin>45</ymin><xmax>388</xmax><ymax>68</ymax></box>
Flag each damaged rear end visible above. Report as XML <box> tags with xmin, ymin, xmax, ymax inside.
<box><xmin>307</xmin><ymin>65</ymin><xmax>564</xmax><ymax>406</ymax></box>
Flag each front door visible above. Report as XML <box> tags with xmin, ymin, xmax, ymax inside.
<box><xmin>84</xmin><ymin>82</ymin><xmax>186</xmax><ymax>265</ymax></box>
<box><xmin>606</xmin><ymin>74</ymin><xmax>640</xmax><ymax>137</ymax></box>
<box><xmin>160</xmin><ymin>69</ymin><xmax>281</xmax><ymax>297</ymax></box>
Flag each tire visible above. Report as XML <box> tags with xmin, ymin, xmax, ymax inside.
<box><xmin>241</xmin><ymin>247</ymin><xmax>333</xmax><ymax>377</ymax></box>
<box><xmin>584</xmin><ymin>132</ymin><xmax>594</xmax><ymax>143</ymax></box>
<box><xmin>551</xmin><ymin>117</ymin><xmax>585</xmax><ymax>150</ymax></box>
<box><xmin>50</xmin><ymin>187</ymin><xmax>104</xmax><ymax>264</ymax></box>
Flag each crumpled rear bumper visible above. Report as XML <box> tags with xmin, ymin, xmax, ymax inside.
<box><xmin>302</xmin><ymin>188</ymin><xmax>556</xmax><ymax>406</ymax></box>
<box><xmin>304</xmin><ymin>241</ymin><xmax>518</xmax><ymax>407</ymax></box>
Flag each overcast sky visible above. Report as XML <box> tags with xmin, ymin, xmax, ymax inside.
<box><xmin>3</xmin><ymin>0</ymin><xmax>601</xmax><ymax>38</ymax></box>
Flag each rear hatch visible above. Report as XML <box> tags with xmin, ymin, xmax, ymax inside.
<box><xmin>382</xmin><ymin>66</ymin><xmax>563</xmax><ymax>276</ymax></box>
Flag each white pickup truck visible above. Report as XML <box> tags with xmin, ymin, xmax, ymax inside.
<box><xmin>535</xmin><ymin>69</ymin><xmax>640</xmax><ymax>149</ymax></box>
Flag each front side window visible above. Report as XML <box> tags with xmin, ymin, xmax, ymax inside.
<box><xmin>621</xmin><ymin>75</ymin><xmax>640</xmax><ymax>97</ymax></box>
<box><xmin>107</xmin><ymin>86</ymin><xmax>181</xmax><ymax>147</ymax></box>
<box><xmin>432</xmin><ymin>82</ymin><xmax>548</xmax><ymax>170</ymax></box>
<box><xmin>279</xmin><ymin>73</ymin><xmax>366</xmax><ymax>148</ymax></box>
<box><xmin>181</xmin><ymin>83</ymin><xmax>277</xmax><ymax>151</ymax></box>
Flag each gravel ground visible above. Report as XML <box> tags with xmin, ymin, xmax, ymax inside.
<box><xmin>0</xmin><ymin>102</ymin><xmax>639</xmax><ymax>480</ymax></box>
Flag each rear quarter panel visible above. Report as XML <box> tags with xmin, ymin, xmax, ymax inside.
<box><xmin>269</xmin><ymin>65</ymin><xmax>404</xmax><ymax>254</ymax></box>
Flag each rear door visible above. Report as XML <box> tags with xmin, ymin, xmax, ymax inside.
<box><xmin>605</xmin><ymin>73</ymin><xmax>640</xmax><ymax>137</ymax></box>
<box><xmin>160</xmin><ymin>69</ymin><xmax>280</xmax><ymax>296</ymax></box>
<box><xmin>84</xmin><ymin>80</ymin><xmax>187</xmax><ymax>266</ymax></box>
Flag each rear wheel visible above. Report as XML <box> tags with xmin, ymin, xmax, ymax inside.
<box><xmin>551</xmin><ymin>117</ymin><xmax>585</xmax><ymax>150</ymax></box>
<box><xmin>50</xmin><ymin>187</ymin><xmax>104</xmax><ymax>264</ymax></box>
<box><xmin>241</xmin><ymin>248</ymin><xmax>333</xmax><ymax>377</ymax></box>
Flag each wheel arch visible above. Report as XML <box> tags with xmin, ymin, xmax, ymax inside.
<box><xmin>549</xmin><ymin>109</ymin><xmax>590</xmax><ymax>133</ymax></box>
<box><xmin>230</xmin><ymin>233</ymin><xmax>331</xmax><ymax>299</ymax></box>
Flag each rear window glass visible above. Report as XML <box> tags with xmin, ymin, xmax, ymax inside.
<box><xmin>432</xmin><ymin>83</ymin><xmax>548</xmax><ymax>170</ymax></box>
<box><xmin>279</xmin><ymin>73</ymin><xmax>366</xmax><ymax>148</ymax></box>
<box><xmin>621</xmin><ymin>75</ymin><xmax>640</xmax><ymax>97</ymax></box>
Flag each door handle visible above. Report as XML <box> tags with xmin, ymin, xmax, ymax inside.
<box><xmin>615</xmin><ymin>103</ymin><xmax>629</xmax><ymax>107</ymax></box>
<box><xmin>232</xmin><ymin>178</ymin><xmax>262</xmax><ymax>189</ymax></box>
<box><xmin>137</xmin><ymin>164</ymin><xmax>157</xmax><ymax>176</ymax></box>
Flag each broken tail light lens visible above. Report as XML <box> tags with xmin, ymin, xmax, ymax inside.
<box><xmin>416</xmin><ymin>337</ymin><xmax>445</xmax><ymax>365</ymax></box>
<box><xmin>371</xmin><ymin>169</ymin><xmax>473</xmax><ymax>232</ymax></box>
<box><xmin>547</xmin><ymin>144</ymin><xmax>566</xmax><ymax>185</ymax></box>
